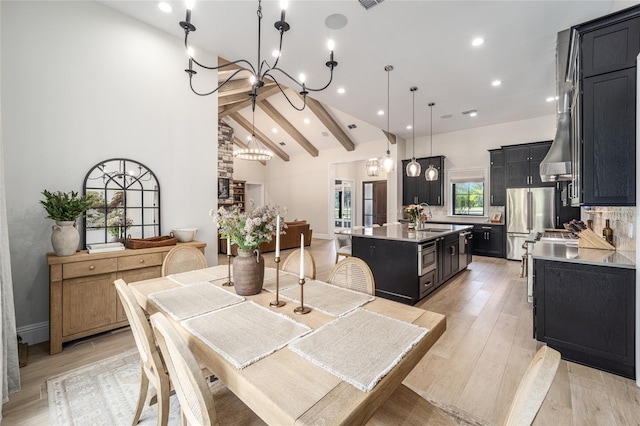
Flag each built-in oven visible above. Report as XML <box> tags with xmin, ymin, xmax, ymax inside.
<box><xmin>418</xmin><ymin>240</ymin><xmax>437</xmax><ymax>298</ymax></box>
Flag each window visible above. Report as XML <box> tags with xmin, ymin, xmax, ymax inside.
<box><xmin>449</xmin><ymin>168</ymin><xmax>486</xmax><ymax>216</ymax></box>
<box><xmin>334</xmin><ymin>180</ymin><xmax>353</xmax><ymax>228</ymax></box>
<box><xmin>453</xmin><ymin>182</ymin><xmax>484</xmax><ymax>215</ymax></box>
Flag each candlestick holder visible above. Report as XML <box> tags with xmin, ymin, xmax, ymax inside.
<box><xmin>269</xmin><ymin>257</ymin><xmax>285</xmax><ymax>307</ymax></box>
<box><xmin>222</xmin><ymin>253</ymin><xmax>234</xmax><ymax>286</ymax></box>
<box><xmin>293</xmin><ymin>277</ymin><xmax>311</xmax><ymax>315</ymax></box>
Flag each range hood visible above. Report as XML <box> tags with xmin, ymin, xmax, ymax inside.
<box><xmin>540</xmin><ymin>29</ymin><xmax>572</xmax><ymax>182</ymax></box>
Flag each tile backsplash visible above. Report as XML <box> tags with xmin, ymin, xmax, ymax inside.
<box><xmin>581</xmin><ymin>206</ymin><xmax>636</xmax><ymax>251</ymax></box>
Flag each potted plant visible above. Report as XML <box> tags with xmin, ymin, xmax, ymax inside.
<box><xmin>40</xmin><ymin>190</ymin><xmax>95</xmax><ymax>256</ymax></box>
<box><xmin>210</xmin><ymin>203</ymin><xmax>283</xmax><ymax>295</ymax></box>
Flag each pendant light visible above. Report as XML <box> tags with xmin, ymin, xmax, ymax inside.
<box><xmin>366</xmin><ymin>158</ymin><xmax>380</xmax><ymax>176</ymax></box>
<box><xmin>380</xmin><ymin>65</ymin><xmax>395</xmax><ymax>173</ymax></box>
<box><xmin>425</xmin><ymin>102</ymin><xmax>439</xmax><ymax>181</ymax></box>
<box><xmin>405</xmin><ymin>86</ymin><xmax>421</xmax><ymax>177</ymax></box>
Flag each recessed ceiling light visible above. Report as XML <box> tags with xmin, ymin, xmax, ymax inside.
<box><xmin>322</xmin><ymin>131</ymin><xmax>330</xmax><ymax>137</ymax></box>
<box><xmin>472</xmin><ymin>37</ymin><xmax>485</xmax><ymax>47</ymax></box>
<box><xmin>546</xmin><ymin>96</ymin><xmax>555</xmax><ymax>102</ymax></box>
<box><xmin>272</xmin><ymin>128</ymin><xmax>278</xmax><ymax>134</ymax></box>
<box><xmin>492</xmin><ymin>80</ymin><xmax>502</xmax><ymax>86</ymax></box>
<box><xmin>337</xmin><ymin>87</ymin><xmax>346</xmax><ymax>94</ymax></box>
<box><xmin>158</xmin><ymin>2</ymin><xmax>172</xmax><ymax>13</ymax></box>
<box><xmin>378</xmin><ymin>110</ymin><xmax>384</xmax><ymax>116</ymax></box>
<box><xmin>470</xmin><ymin>111</ymin><xmax>478</xmax><ymax>117</ymax></box>
<box><xmin>303</xmin><ymin>118</ymin><xmax>310</xmax><ymax>124</ymax></box>
<box><xmin>406</xmin><ymin>125</ymin><xmax>412</xmax><ymax>130</ymax></box>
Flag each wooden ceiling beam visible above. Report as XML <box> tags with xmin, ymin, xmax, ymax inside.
<box><xmin>257</xmin><ymin>100</ymin><xmax>319</xmax><ymax>157</ymax></box>
<box><xmin>233</xmin><ymin>137</ymin><xmax>266</xmax><ymax>166</ymax></box>
<box><xmin>218</xmin><ymin>85</ymin><xmax>281</xmax><ymax>118</ymax></box>
<box><xmin>229</xmin><ymin>112</ymin><xmax>290</xmax><ymax>162</ymax></box>
<box><xmin>299</xmin><ymin>95</ymin><xmax>355</xmax><ymax>152</ymax></box>
<box><xmin>382</xmin><ymin>130</ymin><xmax>397</xmax><ymax>145</ymax></box>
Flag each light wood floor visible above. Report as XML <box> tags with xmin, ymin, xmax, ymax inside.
<box><xmin>3</xmin><ymin>239</ymin><xmax>639</xmax><ymax>425</ymax></box>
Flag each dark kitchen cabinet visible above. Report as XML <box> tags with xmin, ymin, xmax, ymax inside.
<box><xmin>489</xmin><ymin>149</ymin><xmax>506</xmax><ymax>206</ymax></box>
<box><xmin>402</xmin><ymin>156</ymin><xmax>445</xmax><ymax>206</ymax></box>
<box><xmin>581</xmin><ymin>16</ymin><xmax>640</xmax><ymax>78</ymax></box>
<box><xmin>472</xmin><ymin>224</ymin><xmax>504</xmax><ymax>258</ymax></box>
<box><xmin>438</xmin><ymin>233</ymin><xmax>460</xmax><ymax>284</ymax></box>
<box><xmin>504</xmin><ymin>142</ymin><xmax>553</xmax><ymax>188</ymax></box>
<box><xmin>582</xmin><ymin>67</ymin><xmax>636</xmax><ymax>205</ymax></box>
<box><xmin>534</xmin><ymin>259</ymin><xmax>635</xmax><ymax>379</ymax></box>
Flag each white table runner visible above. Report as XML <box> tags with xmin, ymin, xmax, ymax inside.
<box><xmin>289</xmin><ymin>309</ymin><xmax>428</xmax><ymax>392</ymax></box>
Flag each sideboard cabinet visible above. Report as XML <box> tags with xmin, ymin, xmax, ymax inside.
<box><xmin>47</xmin><ymin>241</ymin><xmax>206</xmax><ymax>354</ymax></box>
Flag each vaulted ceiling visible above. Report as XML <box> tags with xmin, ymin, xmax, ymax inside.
<box><xmin>101</xmin><ymin>0</ymin><xmax>630</xmax><ymax>160</ymax></box>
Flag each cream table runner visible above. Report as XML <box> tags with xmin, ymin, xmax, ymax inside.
<box><xmin>289</xmin><ymin>309</ymin><xmax>428</xmax><ymax>392</ymax></box>
<box><xmin>262</xmin><ymin>268</ymin><xmax>299</xmax><ymax>293</ymax></box>
<box><xmin>279</xmin><ymin>280</ymin><xmax>374</xmax><ymax>317</ymax></box>
<box><xmin>166</xmin><ymin>265</ymin><xmax>229</xmax><ymax>286</ymax></box>
<box><xmin>148</xmin><ymin>282</ymin><xmax>244</xmax><ymax>321</ymax></box>
<box><xmin>183</xmin><ymin>301</ymin><xmax>311</xmax><ymax>369</ymax></box>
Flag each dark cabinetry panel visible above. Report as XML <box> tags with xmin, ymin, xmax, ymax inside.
<box><xmin>472</xmin><ymin>224</ymin><xmax>504</xmax><ymax>258</ymax></box>
<box><xmin>504</xmin><ymin>142</ymin><xmax>553</xmax><ymax>188</ymax></box>
<box><xmin>401</xmin><ymin>156</ymin><xmax>445</xmax><ymax>206</ymax></box>
<box><xmin>581</xmin><ymin>16</ymin><xmax>640</xmax><ymax>78</ymax></box>
<box><xmin>534</xmin><ymin>259</ymin><xmax>635</xmax><ymax>379</ymax></box>
<box><xmin>489</xmin><ymin>149</ymin><xmax>506</xmax><ymax>206</ymax></box>
<box><xmin>582</xmin><ymin>68</ymin><xmax>636</xmax><ymax>205</ymax></box>
<box><xmin>439</xmin><ymin>233</ymin><xmax>460</xmax><ymax>283</ymax></box>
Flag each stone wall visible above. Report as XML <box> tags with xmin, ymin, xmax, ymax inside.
<box><xmin>218</xmin><ymin>120</ymin><xmax>234</xmax><ymax>207</ymax></box>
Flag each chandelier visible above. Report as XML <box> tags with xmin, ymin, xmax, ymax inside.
<box><xmin>234</xmin><ymin>110</ymin><xmax>274</xmax><ymax>161</ymax></box>
<box><xmin>366</xmin><ymin>158</ymin><xmax>380</xmax><ymax>177</ymax></box>
<box><xmin>179</xmin><ymin>0</ymin><xmax>338</xmax><ymax>112</ymax></box>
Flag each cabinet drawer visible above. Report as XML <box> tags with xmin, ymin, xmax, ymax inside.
<box><xmin>118</xmin><ymin>253</ymin><xmax>164</xmax><ymax>271</ymax></box>
<box><xmin>63</xmin><ymin>258</ymin><xmax>117</xmax><ymax>279</ymax></box>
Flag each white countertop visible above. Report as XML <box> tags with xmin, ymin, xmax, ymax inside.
<box><xmin>532</xmin><ymin>241</ymin><xmax>636</xmax><ymax>269</ymax></box>
<box><xmin>338</xmin><ymin>223</ymin><xmax>473</xmax><ymax>243</ymax></box>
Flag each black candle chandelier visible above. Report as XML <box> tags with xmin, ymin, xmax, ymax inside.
<box><xmin>179</xmin><ymin>0</ymin><xmax>338</xmax><ymax>112</ymax></box>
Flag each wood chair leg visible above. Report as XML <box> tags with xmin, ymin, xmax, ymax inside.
<box><xmin>157</xmin><ymin>374</ymin><xmax>171</xmax><ymax>426</ymax></box>
<box><xmin>132</xmin><ymin>365</ymin><xmax>149</xmax><ymax>426</ymax></box>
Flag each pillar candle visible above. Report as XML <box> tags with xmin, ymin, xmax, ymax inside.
<box><xmin>227</xmin><ymin>236</ymin><xmax>231</xmax><ymax>254</ymax></box>
<box><xmin>299</xmin><ymin>233</ymin><xmax>305</xmax><ymax>279</ymax></box>
<box><xmin>275</xmin><ymin>215</ymin><xmax>280</xmax><ymax>258</ymax></box>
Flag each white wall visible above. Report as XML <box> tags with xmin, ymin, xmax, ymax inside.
<box><xmin>1</xmin><ymin>1</ymin><xmax>219</xmax><ymax>342</ymax></box>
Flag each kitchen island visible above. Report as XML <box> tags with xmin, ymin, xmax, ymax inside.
<box><xmin>343</xmin><ymin>224</ymin><xmax>473</xmax><ymax>305</ymax></box>
<box><xmin>532</xmin><ymin>241</ymin><xmax>636</xmax><ymax>379</ymax></box>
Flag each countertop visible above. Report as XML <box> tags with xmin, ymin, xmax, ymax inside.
<box><xmin>338</xmin><ymin>223</ymin><xmax>473</xmax><ymax>243</ymax></box>
<box><xmin>531</xmin><ymin>241</ymin><xmax>636</xmax><ymax>269</ymax></box>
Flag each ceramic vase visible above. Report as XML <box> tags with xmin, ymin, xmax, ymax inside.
<box><xmin>51</xmin><ymin>221</ymin><xmax>79</xmax><ymax>256</ymax></box>
<box><xmin>233</xmin><ymin>249</ymin><xmax>265</xmax><ymax>295</ymax></box>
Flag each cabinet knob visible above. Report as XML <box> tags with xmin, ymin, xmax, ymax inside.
<box><xmin>89</xmin><ymin>265</ymin><xmax>95</xmax><ymax>270</ymax></box>
<box><xmin>139</xmin><ymin>259</ymin><xmax>144</xmax><ymax>263</ymax></box>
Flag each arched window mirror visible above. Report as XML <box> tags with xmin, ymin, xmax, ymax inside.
<box><xmin>83</xmin><ymin>158</ymin><xmax>161</xmax><ymax>247</ymax></box>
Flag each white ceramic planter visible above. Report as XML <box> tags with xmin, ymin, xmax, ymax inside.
<box><xmin>51</xmin><ymin>221</ymin><xmax>79</xmax><ymax>256</ymax></box>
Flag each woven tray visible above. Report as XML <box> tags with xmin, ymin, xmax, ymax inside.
<box><xmin>125</xmin><ymin>235</ymin><xmax>177</xmax><ymax>249</ymax></box>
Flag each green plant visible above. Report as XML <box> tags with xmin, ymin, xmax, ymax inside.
<box><xmin>40</xmin><ymin>190</ymin><xmax>95</xmax><ymax>222</ymax></box>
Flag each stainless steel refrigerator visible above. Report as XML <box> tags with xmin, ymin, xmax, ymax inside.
<box><xmin>506</xmin><ymin>187</ymin><xmax>555</xmax><ymax>260</ymax></box>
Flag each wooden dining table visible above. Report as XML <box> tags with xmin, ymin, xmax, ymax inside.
<box><xmin>128</xmin><ymin>266</ymin><xmax>446</xmax><ymax>425</ymax></box>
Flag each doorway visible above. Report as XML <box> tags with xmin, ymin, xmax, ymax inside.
<box><xmin>245</xmin><ymin>182</ymin><xmax>264</xmax><ymax>207</ymax></box>
<box><xmin>334</xmin><ymin>180</ymin><xmax>353</xmax><ymax>229</ymax></box>
<box><xmin>363</xmin><ymin>181</ymin><xmax>387</xmax><ymax>226</ymax></box>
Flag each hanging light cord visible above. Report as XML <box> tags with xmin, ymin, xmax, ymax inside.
<box><xmin>429</xmin><ymin>102</ymin><xmax>434</xmax><ymax>156</ymax></box>
<box><xmin>412</xmin><ymin>90</ymin><xmax>416</xmax><ymax>159</ymax></box>
<box><xmin>386</xmin><ymin>68</ymin><xmax>391</xmax><ymax>154</ymax></box>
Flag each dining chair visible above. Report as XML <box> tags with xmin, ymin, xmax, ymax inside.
<box><xmin>352</xmin><ymin>225</ymin><xmax>365</xmax><ymax>230</ymax></box>
<box><xmin>334</xmin><ymin>234</ymin><xmax>352</xmax><ymax>264</ymax></box>
<box><xmin>371</xmin><ymin>224</ymin><xmax>381</xmax><ymax>228</ymax></box>
<box><xmin>149</xmin><ymin>312</ymin><xmax>265</xmax><ymax>426</ymax></box>
<box><xmin>282</xmin><ymin>249</ymin><xmax>317</xmax><ymax>279</ymax></box>
<box><xmin>114</xmin><ymin>279</ymin><xmax>171</xmax><ymax>426</ymax></box>
<box><xmin>327</xmin><ymin>257</ymin><xmax>375</xmax><ymax>295</ymax></box>
<box><xmin>161</xmin><ymin>245</ymin><xmax>207</xmax><ymax>276</ymax></box>
<box><xmin>369</xmin><ymin>345</ymin><xmax>560</xmax><ymax>426</ymax></box>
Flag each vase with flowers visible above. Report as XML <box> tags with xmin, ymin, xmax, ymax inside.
<box><xmin>405</xmin><ymin>204</ymin><xmax>423</xmax><ymax>229</ymax></box>
<box><xmin>210</xmin><ymin>203</ymin><xmax>283</xmax><ymax>295</ymax></box>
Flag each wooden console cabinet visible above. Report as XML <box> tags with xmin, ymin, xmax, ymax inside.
<box><xmin>46</xmin><ymin>241</ymin><xmax>206</xmax><ymax>354</ymax></box>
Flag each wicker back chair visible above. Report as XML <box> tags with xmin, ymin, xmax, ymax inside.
<box><xmin>114</xmin><ymin>279</ymin><xmax>170</xmax><ymax>426</ymax></box>
<box><xmin>327</xmin><ymin>257</ymin><xmax>375</xmax><ymax>295</ymax></box>
<box><xmin>334</xmin><ymin>234</ymin><xmax>352</xmax><ymax>264</ymax></box>
<box><xmin>162</xmin><ymin>245</ymin><xmax>207</xmax><ymax>276</ymax></box>
<box><xmin>282</xmin><ymin>249</ymin><xmax>317</xmax><ymax>280</ymax></box>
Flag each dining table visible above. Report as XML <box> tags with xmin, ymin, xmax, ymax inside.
<box><xmin>127</xmin><ymin>265</ymin><xmax>446</xmax><ymax>425</ymax></box>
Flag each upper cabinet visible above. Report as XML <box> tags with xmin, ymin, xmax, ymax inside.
<box><xmin>503</xmin><ymin>141</ymin><xmax>553</xmax><ymax>188</ymax></box>
<box><xmin>489</xmin><ymin>149</ymin><xmax>506</xmax><ymax>206</ymax></box>
<box><xmin>402</xmin><ymin>156</ymin><xmax>445</xmax><ymax>206</ymax></box>
<box><xmin>574</xmin><ymin>9</ymin><xmax>639</xmax><ymax>206</ymax></box>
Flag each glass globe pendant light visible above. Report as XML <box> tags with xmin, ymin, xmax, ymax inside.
<box><xmin>425</xmin><ymin>102</ymin><xmax>439</xmax><ymax>181</ymax></box>
<box><xmin>381</xmin><ymin>65</ymin><xmax>395</xmax><ymax>173</ymax></box>
<box><xmin>406</xmin><ymin>86</ymin><xmax>421</xmax><ymax>177</ymax></box>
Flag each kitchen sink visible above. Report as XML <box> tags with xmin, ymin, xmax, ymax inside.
<box><xmin>421</xmin><ymin>228</ymin><xmax>449</xmax><ymax>233</ymax></box>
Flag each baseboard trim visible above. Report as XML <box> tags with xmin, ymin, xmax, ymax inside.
<box><xmin>313</xmin><ymin>233</ymin><xmax>332</xmax><ymax>240</ymax></box>
<box><xmin>17</xmin><ymin>321</ymin><xmax>49</xmax><ymax>345</ymax></box>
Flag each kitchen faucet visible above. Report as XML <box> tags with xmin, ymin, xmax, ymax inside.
<box><xmin>419</xmin><ymin>203</ymin><xmax>433</xmax><ymax>223</ymax></box>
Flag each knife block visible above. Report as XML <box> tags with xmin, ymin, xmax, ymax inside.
<box><xmin>577</xmin><ymin>228</ymin><xmax>615</xmax><ymax>250</ymax></box>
